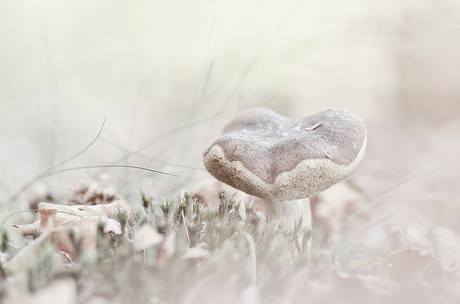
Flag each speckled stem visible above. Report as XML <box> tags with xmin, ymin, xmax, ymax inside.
<box><xmin>263</xmin><ymin>198</ymin><xmax>311</xmax><ymax>229</ymax></box>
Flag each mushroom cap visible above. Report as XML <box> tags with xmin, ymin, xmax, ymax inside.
<box><xmin>203</xmin><ymin>108</ymin><xmax>367</xmax><ymax>202</ymax></box>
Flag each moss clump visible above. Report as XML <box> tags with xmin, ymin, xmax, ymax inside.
<box><xmin>1</xmin><ymin>191</ymin><xmax>312</xmax><ymax>304</ymax></box>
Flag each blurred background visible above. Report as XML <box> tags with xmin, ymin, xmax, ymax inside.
<box><xmin>1</xmin><ymin>0</ymin><xmax>460</xmax><ymax>214</ymax></box>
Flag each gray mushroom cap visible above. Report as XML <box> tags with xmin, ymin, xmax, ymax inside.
<box><xmin>203</xmin><ymin>108</ymin><xmax>367</xmax><ymax>202</ymax></box>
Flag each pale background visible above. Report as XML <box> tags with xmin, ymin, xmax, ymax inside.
<box><xmin>1</xmin><ymin>0</ymin><xmax>460</xmax><ymax>212</ymax></box>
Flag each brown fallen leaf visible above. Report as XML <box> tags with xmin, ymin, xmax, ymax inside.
<box><xmin>14</xmin><ymin>197</ymin><xmax>135</xmax><ymax>237</ymax></box>
<box><xmin>12</xmin><ymin>197</ymin><xmax>134</xmax><ymax>262</ymax></box>
<box><xmin>4</xmin><ymin>227</ymin><xmax>61</xmax><ymax>274</ymax></box>
<box><xmin>12</xmin><ymin>209</ymin><xmax>122</xmax><ymax>263</ymax></box>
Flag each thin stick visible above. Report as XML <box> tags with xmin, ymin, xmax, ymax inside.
<box><xmin>110</xmin><ymin>112</ymin><xmax>224</xmax><ymax>166</ymax></box>
<box><xmin>4</xmin><ymin>117</ymin><xmax>107</xmax><ymax>205</ymax></box>
<box><xmin>0</xmin><ymin>209</ymin><xmax>38</xmax><ymax>229</ymax></box>
<box><xmin>220</xmin><ymin>0</ymin><xmax>310</xmax><ymax>111</ymax></box>
<box><xmin>46</xmin><ymin>117</ymin><xmax>107</xmax><ymax>173</ymax></box>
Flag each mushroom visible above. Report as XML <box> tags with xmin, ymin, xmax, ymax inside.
<box><xmin>203</xmin><ymin>107</ymin><xmax>367</xmax><ymax>229</ymax></box>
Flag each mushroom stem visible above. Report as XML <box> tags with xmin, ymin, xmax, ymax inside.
<box><xmin>263</xmin><ymin>198</ymin><xmax>312</xmax><ymax>229</ymax></box>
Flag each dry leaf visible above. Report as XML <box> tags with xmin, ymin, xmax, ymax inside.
<box><xmin>133</xmin><ymin>224</ymin><xmax>163</xmax><ymax>251</ymax></box>
<box><xmin>4</xmin><ymin>228</ymin><xmax>59</xmax><ymax>274</ymax></box>
<box><xmin>12</xmin><ymin>197</ymin><xmax>134</xmax><ymax>262</ymax></box>
<box><xmin>379</xmin><ymin>248</ymin><xmax>444</xmax><ymax>288</ymax></box>
<box><xmin>14</xmin><ymin>197</ymin><xmax>135</xmax><ymax>237</ymax></box>
<box><xmin>16</xmin><ymin>209</ymin><xmax>121</xmax><ymax>262</ymax></box>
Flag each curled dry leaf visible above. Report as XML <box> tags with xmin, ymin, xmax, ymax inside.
<box><xmin>12</xmin><ymin>198</ymin><xmax>135</xmax><ymax>262</ymax></box>
<box><xmin>15</xmin><ymin>198</ymin><xmax>135</xmax><ymax>237</ymax></box>
<box><xmin>133</xmin><ymin>224</ymin><xmax>163</xmax><ymax>251</ymax></box>
<box><xmin>379</xmin><ymin>248</ymin><xmax>444</xmax><ymax>288</ymax></box>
